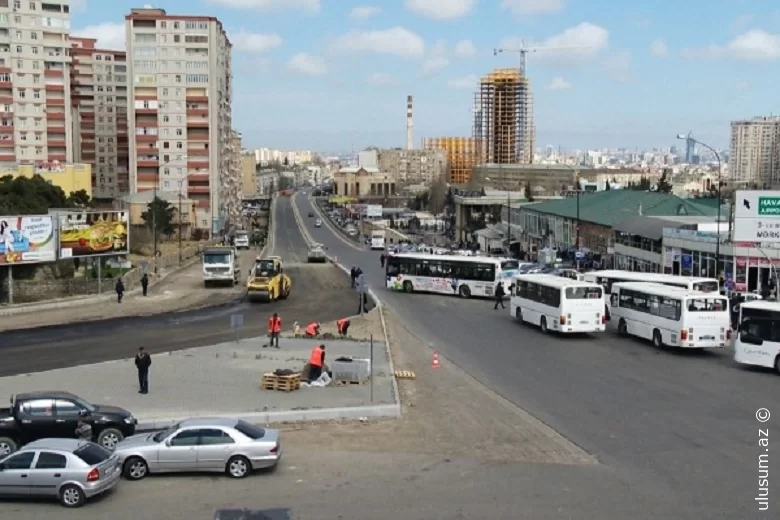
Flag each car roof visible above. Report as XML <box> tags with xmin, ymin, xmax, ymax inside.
<box><xmin>178</xmin><ymin>417</ymin><xmax>239</xmax><ymax>428</ymax></box>
<box><xmin>23</xmin><ymin>438</ymin><xmax>87</xmax><ymax>451</ymax></box>
<box><xmin>13</xmin><ymin>390</ymin><xmax>78</xmax><ymax>402</ymax></box>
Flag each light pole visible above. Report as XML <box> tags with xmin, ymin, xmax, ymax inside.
<box><xmin>677</xmin><ymin>134</ymin><xmax>722</xmax><ymax>278</ymax></box>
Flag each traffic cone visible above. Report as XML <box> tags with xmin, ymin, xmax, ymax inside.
<box><xmin>431</xmin><ymin>350</ymin><xmax>441</xmax><ymax>369</ymax></box>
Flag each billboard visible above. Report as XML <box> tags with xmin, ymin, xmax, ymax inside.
<box><xmin>734</xmin><ymin>190</ymin><xmax>780</xmax><ymax>243</ymax></box>
<box><xmin>365</xmin><ymin>205</ymin><xmax>382</xmax><ymax>218</ymax></box>
<box><xmin>0</xmin><ymin>215</ymin><xmax>56</xmax><ymax>265</ymax></box>
<box><xmin>58</xmin><ymin>211</ymin><xmax>129</xmax><ymax>258</ymax></box>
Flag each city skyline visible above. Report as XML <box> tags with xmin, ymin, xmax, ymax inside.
<box><xmin>73</xmin><ymin>0</ymin><xmax>780</xmax><ymax>152</ymax></box>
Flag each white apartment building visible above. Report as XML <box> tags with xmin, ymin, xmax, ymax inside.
<box><xmin>0</xmin><ymin>0</ymin><xmax>73</xmax><ymax>166</ymax></box>
<box><xmin>253</xmin><ymin>147</ymin><xmax>313</xmax><ymax>165</ymax></box>
<box><xmin>729</xmin><ymin>116</ymin><xmax>780</xmax><ymax>187</ymax></box>
<box><xmin>125</xmin><ymin>7</ymin><xmax>234</xmax><ymax>235</ymax></box>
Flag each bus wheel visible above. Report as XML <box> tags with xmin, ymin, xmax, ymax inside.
<box><xmin>617</xmin><ymin>319</ymin><xmax>628</xmax><ymax>336</ymax></box>
<box><xmin>652</xmin><ymin>329</ymin><xmax>663</xmax><ymax>348</ymax></box>
<box><xmin>402</xmin><ymin>281</ymin><xmax>414</xmax><ymax>293</ymax></box>
<box><xmin>515</xmin><ymin>308</ymin><xmax>522</xmax><ymax>322</ymax></box>
<box><xmin>540</xmin><ymin>317</ymin><xmax>548</xmax><ymax>333</ymax></box>
<box><xmin>458</xmin><ymin>285</ymin><xmax>471</xmax><ymax>298</ymax></box>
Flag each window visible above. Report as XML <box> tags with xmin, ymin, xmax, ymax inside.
<box><xmin>170</xmin><ymin>429</ymin><xmax>200</xmax><ymax>446</ymax></box>
<box><xmin>54</xmin><ymin>399</ymin><xmax>82</xmax><ymax>416</ymax></box>
<box><xmin>199</xmin><ymin>429</ymin><xmax>235</xmax><ymax>445</ymax></box>
<box><xmin>1</xmin><ymin>451</ymin><xmax>34</xmax><ymax>470</ymax></box>
<box><xmin>35</xmin><ymin>452</ymin><xmax>67</xmax><ymax>469</ymax></box>
<box><xmin>687</xmin><ymin>298</ymin><xmax>726</xmax><ymax>312</ymax></box>
<box><xmin>73</xmin><ymin>444</ymin><xmax>111</xmax><ymax>465</ymax></box>
<box><xmin>235</xmin><ymin>421</ymin><xmax>265</xmax><ymax>439</ymax></box>
<box><xmin>565</xmin><ymin>286</ymin><xmax>602</xmax><ymax>300</ymax></box>
<box><xmin>20</xmin><ymin>398</ymin><xmax>54</xmax><ymax>416</ymax></box>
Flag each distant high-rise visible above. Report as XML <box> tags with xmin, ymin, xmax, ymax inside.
<box><xmin>684</xmin><ymin>131</ymin><xmax>695</xmax><ymax>163</ymax></box>
<box><xmin>406</xmin><ymin>95</ymin><xmax>413</xmax><ymax>150</ymax></box>
<box><xmin>472</xmin><ymin>68</ymin><xmax>534</xmax><ymax>165</ymax></box>
<box><xmin>729</xmin><ymin>116</ymin><xmax>780</xmax><ymax>187</ymax></box>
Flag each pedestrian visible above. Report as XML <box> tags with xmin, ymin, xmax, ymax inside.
<box><xmin>493</xmin><ymin>282</ymin><xmax>506</xmax><ymax>310</ymax></box>
<box><xmin>307</xmin><ymin>344</ymin><xmax>326</xmax><ymax>382</ymax></box>
<box><xmin>380</xmin><ymin>253</ymin><xmax>385</xmax><ymax>268</ymax></box>
<box><xmin>336</xmin><ymin>317</ymin><xmax>350</xmax><ymax>337</ymax></box>
<box><xmin>350</xmin><ymin>266</ymin><xmax>357</xmax><ymax>288</ymax></box>
<box><xmin>140</xmin><ymin>273</ymin><xmax>149</xmax><ymax>297</ymax></box>
<box><xmin>75</xmin><ymin>410</ymin><xmax>93</xmax><ymax>441</ymax></box>
<box><xmin>304</xmin><ymin>322</ymin><xmax>320</xmax><ymax>337</ymax></box>
<box><xmin>135</xmin><ymin>346</ymin><xmax>152</xmax><ymax>394</ymax></box>
<box><xmin>115</xmin><ymin>278</ymin><xmax>125</xmax><ymax>303</ymax></box>
<box><xmin>267</xmin><ymin>312</ymin><xmax>281</xmax><ymax>348</ymax></box>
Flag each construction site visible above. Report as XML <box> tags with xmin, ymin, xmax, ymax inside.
<box><xmin>472</xmin><ymin>68</ymin><xmax>535</xmax><ymax>166</ymax></box>
<box><xmin>422</xmin><ymin>137</ymin><xmax>480</xmax><ymax>185</ymax></box>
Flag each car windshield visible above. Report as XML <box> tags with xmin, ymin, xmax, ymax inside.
<box><xmin>204</xmin><ymin>253</ymin><xmax>231</xmax><ymax>264</ymax></box>
<box><xmin>153</xmin><ymin>425</ymin><xmax>180</xmax><ymax>443</ymax></box>
<box><xmin>74</xmin><ymin>443</ymin><xmax>112</xmax><ymax>465</ymax></box>
<box><xmin>73</xmin><ymin>397</ymin><xmax>96</xmax><ymax>412</ymax></box>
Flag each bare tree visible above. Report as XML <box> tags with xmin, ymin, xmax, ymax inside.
<box><xmin>427</xmin><ymin>176</ymin><xmax>448</xmax><ymax>216</ymax></box>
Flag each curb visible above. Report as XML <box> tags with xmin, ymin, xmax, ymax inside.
<box><xmin>136</xmin><ymin>404</ymin><xmax>400</xmax><ymax>431</ymax></box>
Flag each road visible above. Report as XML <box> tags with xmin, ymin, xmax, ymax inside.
<box><xmin>0</xmin><ymin>197</ymin><xmax>356</xmax><ymax>376</ymax></box>
<box><xmin>296</xmin><ymin>194</ymin><xmax>780</xmax><ymax>519</ymax></box>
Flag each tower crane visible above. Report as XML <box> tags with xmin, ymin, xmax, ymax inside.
<box><xmin>493</xmin><ymin>42</ymin><xmax>591</xmax><ymax>77</ymax></box>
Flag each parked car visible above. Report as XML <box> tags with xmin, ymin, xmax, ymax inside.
<box><xmin>0</xmin><ymin>438</ymin><xmax>121</xmax><ymax>507</ymax></box>
<box><xmin>114</xmin><ymin>417</ymin><xmax>280</xmax><ymax>480</ymax></box>
<box><xmin>0</xmin><ymin>391</ymin><xmax>137</xmax><ymax>455</ymax></box>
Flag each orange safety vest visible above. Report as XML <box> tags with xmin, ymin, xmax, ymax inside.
<box><xmin>268</xmin><ymin>316</ymin><xmax>281</xmax><ymax>333</ymax></box>
<box><xmin>305</xmin><ymin>322</ymin><xmax>318</xmax><ymax>335</ymax></box>
<box><xmin>336</xmin><ymin>318</ymin><xmax>348</xmax><ymax>329</ymax></box>
<box><xmin>309</xmin><ymin>346</ymin><xmax>324</xmax><ymax>367</ymax></box>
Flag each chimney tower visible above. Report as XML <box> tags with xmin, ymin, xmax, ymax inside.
<box><xmin>406</xmin><ymin>95</ymin><xmax>414</xmax><ymax>150</ymax></box>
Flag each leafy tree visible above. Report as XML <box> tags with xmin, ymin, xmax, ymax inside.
<box><xmin>657</xmin><ymin>171</ymin><xmax>673</xmax><ymax>193</ymax></box>
<box><xmin>141</xmin><ymin>196</ymin><xmax>175</xmax><ymax>236</ymax></box>
<box><xmin>67</xmin><ymin>189</ymin><xmax>92</xmax><ymax>208</ymax></box>
<box><xmin>278</xmin><ymin>176</ymin><xmax>295</xmax><ymax>191</ymax></box>
<box><xmin>524</xmin><ymin>182</ymin><xmax>534</xmax><ymax>202</ymax></box>
<box><xmin>0</xmin><ymin>174</ymin><xmax>86</xmax><ymax>214</ymax></box>
<box><xmin>427</xmin><ymin>176</ymin><xmax>448</xmax><ymax>215</ymax></box>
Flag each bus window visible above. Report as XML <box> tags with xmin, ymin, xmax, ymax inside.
<box><xmin>688</xmin><ymin>298</ymin><xmax>726</xmax><ymax>311</ymax></box>
<box><xmin>693</xmin><ymin>281</ymin><xmax>719</xmax><ymax>293</ymax></box>
<box><xmin>565</xmin><ymin>286</ymin><xmax>602</xmax><ymax>299</ymax></box>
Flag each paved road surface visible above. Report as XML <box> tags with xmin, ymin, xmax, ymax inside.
<box><xmin>297</xmin><ymin>194</ymin><xmax>779</xmax><ymax>519</ymax></box>
<box><xmin>0</xmin><ymin>198</ymin><xmax>356</xmax><ymax>376</ymax></box>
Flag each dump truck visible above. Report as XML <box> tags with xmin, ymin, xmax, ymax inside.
<box><xmin>246</xmin><ymin>255</ymin><xmax>291</xmax><ymax>302</ymax></box>
<box><xmin>202</xmin><ymin>246</ymin><xmax>240</xmax><ymax>287</ymax></box>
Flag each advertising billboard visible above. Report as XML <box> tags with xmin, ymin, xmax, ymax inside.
<box><xmin>58</xmin><ymin>211</ymin><xmax>129</xmax><ymax>258</ymax></box>
<box><xmin>0</xmin><ymin>215</ymin><xmax>57</xmax><ymax>265</ymax></box>
<box><xmin>365</xmin><ymin>205</ymin><xmax>382</xmax><ymax>218</ymax></box>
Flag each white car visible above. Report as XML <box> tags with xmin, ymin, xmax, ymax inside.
<box><xmin>314</xmin><ymin>219</ymin><xmax>322</xmax><ymax>227</ymax></box>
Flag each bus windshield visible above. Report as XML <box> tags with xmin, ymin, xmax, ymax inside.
<box><xmin>566</xmin><ymin>286</ymin><xmax>602</xmax><ymax>299</ymax></box>
<box><xmin>687</xmin><ymin>297</ymin><xmax>727</xmax><ymax>311</ymax></box>
<box><xmin>740</xmin><ymin>307</ymin><xmax>780</xmax><ymax>341</ymax></box>
<box><xmin>204</xmin><ymin>253</ymin><xmax>231</xmax><ymax>264</ymax></box>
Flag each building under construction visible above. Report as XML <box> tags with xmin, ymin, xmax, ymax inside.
<box><xmin>472</xmin><ymin>68</ymin><xmax>534</xmax><ymax>165</ymax></box>
<box><xmin>422</xmin><ymin>137</ymin><xmax>480</xmax><ymax>185</ymax></box>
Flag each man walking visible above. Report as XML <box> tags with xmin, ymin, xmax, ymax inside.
<box><xmin>267</xmin><ymin>312</ymin><xmax>282</xmax><ymax>348</ymax></box>
<box><xmin>115</xmin><ymin>278</ymin><xmax>125</xmax><ymax>303</ymax></box>
<box><xmin>493</xmin><ymin>282</ymin><xmax>506</xmax><ymax>310</ymax></box>
<box><xmin>350</xmin><ymin>266</ymin><xmax>357</xmax><ymax>288</ymax></box>
<box><xmin>140</xmin><ymin>273</ymin><xmax>149</xmax><ymax>296</ymax></box>
<box><xmin>135</xmin><ymin>346</ymin><xmax>152</xmax><ymax>394</ymax></box>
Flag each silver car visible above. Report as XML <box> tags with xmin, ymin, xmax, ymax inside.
<box><xmin>0</xmin><ymin>438</ymin><xmax>121</xmax><ymax>508</ymax></box>
<box><xmin>114</xmin><ymin>417</ymin><xmax>281</xmax><ymax>480</ymax></box>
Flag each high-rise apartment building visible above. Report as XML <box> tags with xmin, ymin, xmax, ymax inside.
<box><xmin>422</xmin><ymin>137</ymin><xmax>479</xmax><ymax>184</ymax></box>
<box><xmin>377</xmin><ymin>148</ymin><xmax>447</xmax><ymax>185</ymax></box>
<box><xmin>0</xmin><ymin>0</ymin><xmax>73</xmax><ymax>166</ymax></box>
<box><xmin>472</xmin><ymin>68</ymin><xmax>534</xmax><ymax>165</ymax></box>
<box><xmin>125</xmin><ymin>7</ymin><xmax>235</xmax><ymax>234</ymax></box>
<box><xmin>729</xmin><ymin>116</ymin><xmax>780</xmax><ymax>187</ymax></box>
<box><xmin>69</xmin><ymin>37</ymin><xmax>129</xmax><ymax>200</ymax></box>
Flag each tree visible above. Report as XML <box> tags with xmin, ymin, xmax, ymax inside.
<box><xmin>657</xmin><ymin>171</ymin><xmax>673</xmax><ymax>193</ymax></box>
<box><xmin>141</xmin><ymin>196</ymin><xmax>175</xmax><ymax>237</ymax></box>
<box><xmin>278</xmin><ymin>175</ymin><xmax>294</xmax><ymax>191</ymax></box>
<box><xmin>67</xmin><ymin>189</ymin><xmax>91</xmax><ymax>208</ymax></box>
<box><xmin>524</xmin><ymin>183</ymin><xmax>534</xmax><ymax>202</ymax></box>
<box><xmin>0</xmin><ymin>174</ymin><xmax>88</xmax><ymax>214</ymax></box>
<box><xmin>445</xmin><ymin>187</ymin><xmax>455</xmax><ymax>209</ymax></box>
<box><xmin>427</xmin><ymin>176</ymin><xmax>447</xmax><ymax>216</ymax></box>
<box><xmin>605</xmin><ymin>180</ymin><xmax>611</xmax><ymax>191</ymax></box>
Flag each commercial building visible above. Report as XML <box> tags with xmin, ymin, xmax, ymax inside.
<box><xmin>452</xmin><ymin>189</ymin><xmax>528</xmax><ymax>243</ymax></box>
<box><xmin>377</xmin><ymin>148</ymin><xmax>447</xmax><ymax>185</ymax></box>
<box><xmin>472</xmin><ymin>68</ymin><xmax>534</xmax><ymax>165</ymax></box>
<box><xmin>729</xmin><ymin>116</ymin><xmax>780</xmax><ymax>187</ymax></box>
<box><xmin>332</xmin><ymin>167</ymin><xmax>397</xmax><ymax>198</ymax></box>
<box><xmin>69</xmin><ymin>37</ymin><xmax>129</xmax><ymax>201</ymax></box>
<box><xmin>125</xmin><ymin>6</ymin><xmax>234</xmax><ymax>234</ymax></box>
<box><xmin>473</xmin><ymin>164</ymin><xmax>576</xmax><ymax>195</ymax></box>
<box><xmin>0</xmin><ymin>0</ymin><xmax>73</xmax><ymax>165</ymax></box>
<box><xmin>2</xmin><ymin>162</ymin><xmax>91</xmax><ymax>196</ymax></box>
<box><xmin>422</xmin><ymin>137</ymin><xmax>479</xmax><ymax>184</ymax></box>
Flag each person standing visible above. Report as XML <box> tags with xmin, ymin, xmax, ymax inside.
<box><xmin>267</xmin><ymin>312</ymin><xmax>282</xmax><ymax>348</ymax></box>
<box><xmin>350</xmin><ymin>266</ymin><xmax>357</xmax><ymax>288</ymax></box>
<box><xmin>308</xmin><ymin>344</ymin><xmax>325</xmax><ymax>382</ymax></box>
<box><xmin>380</xmin><ymin>253</ymin><xmax>385</xmax><ymax>268</ymax></box>
<box><xmin>115</xmin><ymin>278</ymin><xmax>125</xmax><ymax>303</ymax></box>
<box><xmin>493</xmin><ymin>282</ymin><xmax>506</xmax><ymax>310</ymax></box>
<box><xmin>140</xmin><ymin>273</ymin><xmax>149</xmax><ymax>297</ymax></box>
<box><xmin>135</xmin><ymin>347</ymin><xmax>152</xmax><ymax>394</ymax></box>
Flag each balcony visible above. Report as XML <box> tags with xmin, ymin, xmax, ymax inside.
<box><xmin>136</xmin><ymin>134</ymin><xmax>158</xmax><ymax>143</ymax></box>
<box><xmin>47</xmin><ymin>139</ymin><xmax>66</xmax><ymax>147</ymax></box>
<box><xmin>137</xmin><ymin>173</ymin><xmax>158</xmax><ymax>183</ymax></box>
<box><xmin>188</xmin><ymin>186</ymin><xmax>210</xmax><ymax>194</ymax></box>
<box><xmin>45</xmin><ymin>84</ymin><xmax>65</xmax><ymax>92</ymax></box>
<box><xmin>136</xmin><ymin>107</ymin><xmax>157</xmax><ymax>115</ymax></box>
<box><xmin>0</xmin><ymin>67</ymin><xmax>11</xmax><ymax>74</ymax></box>
<box><xmin>187</xmin><ymin>173</ymin><xmax>209</xmax><ymax>182</ymax></box>
<box><xmin>0</xmin><ymin>125</ymin><xmax>13</xmax><ymax>134</ymax></box>
<box><xmin>48</xmin><ymin>153</ymin><xmax>66</xmax><ymax>161</ymax></box>
<box><xmin>0</xmin><ymin>137</ymin><xmax>14</xmax><ymax>147</ymax></box>
<box><xmin>0</xmin><ymin>79</ymin><xmax>11</xmax><ymax>88</ymax></box>
<box><xmin>187</xmin><ymin>133</ymin><xmax>209</xmax><ymax>141</ymax></box>
<box><xmin>185</xmin><ymin>95</ymin><xmax>208</xmax><ymax>103</ymax></box>
<box><xmin>44</xmin><ymin>69</ymin><xmax>64</xmax><ymax>77</ymax></box>
<box><xmin>137</xmin><ymin>159</ymin><xmax>159</xmax><ymax>168</ymax></box>
<box><xmin>188</xmin><ymin>148</ymin><xmax>208</xmax><ymax>156</ymax></box>
<box><xmin>0</xmin><ymin>153</ymin><xmax>15</xmax><ymax>161</ymax></box>
<box><xmin>186</xmin><ymin>120</ymin><xmax>208</xmax><ymax>129</ymax></box>
<box><xmin>46</xmin><ymin>98</ymin><xmax>65</xmax><ymax>106</ymax></box>
<box><xmin>0</xmin><ymin>95</ymin><xmax>12</xmax><ymax>104</ymax></box>
<box><xmin>47</xmin><ymin>112</ymin><xmax>66</xmax><ymax>120</ymax></box>
<box><xmin>186</xmin><ymin>108</ymin><xmax>208</xmax><ymax>116</ymax></box>
<box><xmin>187</xmin><ymin>159</ymin><xmax>209</xmax><ymax>169</ymax></box>
<box><xmin>194</xmin><ymin>199</ymin><xmax>210</xmax><ymax>208</ymax></box>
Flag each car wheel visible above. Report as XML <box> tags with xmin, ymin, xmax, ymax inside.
<box><xmin>97</xmin><ymin>428</ymin><xmax>124</xmax><ymax>451</ymax></box>
<box><xmin>59</xmin><ymin>484</ymin><xmax>86</xmax><ymax>508</ymax></box>
<box><xmin>226</xmin><ymin>455</ymin><xmax>251</xmax><ymax>478</ymax></box>
<box><xmin>540</xmin><ymin>317</ymin><xmax>548</xmax><ymax>333</ymax></box>
<box><xmin>458</xmin><ymin>285</ymin><xmax>471</xmax><ymax>298</ymax></box>
<box><xmin>402</xmin><ymin>281</ymin><xmax>413</xmax><ymax>293</ymax></box>
<box><xmin>123</xmin><ymin>456</ymin><xmax>149</xmax><ymax>480</ymax></box>
<box><xmin>0</xmin><ymin>436</ymin><xmax>18</xmax><ymax>456</ymax></box>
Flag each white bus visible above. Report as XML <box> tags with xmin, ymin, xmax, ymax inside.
<box><xmin>370</xmin><ymin>230</ymin><xmax>385</xmax><ymax>250</ymax></box>
<box><xmin>385</xmin><ymin>253</ymin><xmax>519</xmax><ymax>298</ymax></box>
<box><xmin>610</xmin><ymin>282</ymin><xmax>730</xmax><ymax>349</ymax></box>
<box><xmin>510</xmin><ymin>274</ymin><xmax>606</xmax><ymax>334</ymax></box>
<box><xmin>733</xmin><ymin>301</ymin><xmax>780</xmax><ymax>374</ymax></box>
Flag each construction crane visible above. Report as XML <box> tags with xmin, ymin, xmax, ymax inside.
<box><xmin>493</xmin><ymin>42</ymin><xmax>590</xmax><ymax>77</ymax></box>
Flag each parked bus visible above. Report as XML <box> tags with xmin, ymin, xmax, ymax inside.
<box><xmin>610</xmin><ymin>282</ymin><xmax>730</xmax><ymax>349</ymax></box>
<box><xmin>733</xmin><ymin>300</ymin><xmax>780</xmax><ymax>374</ymax></box>
<box><xmin>385</xmin><ymin>253</ymin><xmax>518</xmax><ymax>298</ymax></box>
<box><xmin>510</xmin><ymin>274</ymin><xmax>606</xmax><ymax>334</ymax></box>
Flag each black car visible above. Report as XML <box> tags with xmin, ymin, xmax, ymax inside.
<box><xmin>0</xmin><ymin>391</ymin><xmax>137</xmax><ymax>455</ymax></box>
<box><xmin>308</xmin><ymin>212</ymin><xmax>314</xmax><ymax>217</ymax></box>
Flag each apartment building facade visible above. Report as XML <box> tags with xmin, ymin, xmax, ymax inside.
<box><xmin>0</xmin><ymin>0</ymin><xmax>73</xmax><ymax>166</ymax></box>
<box><xmin>422</xmin><ymin>137</ymin><xmax>479</xmax><ymax>184</ymax></box>
<box><xmin>729</xmin><ymin>116</ymin><xmax>780</xmax><ymax>188</ymax></box>
<box><xmin>377</xmin><ymin>148</ymin><xmax>447</xmax><ymax>185</ymax></box>
<box><xmin>125</xmin><ymin>7</ymin><xmax>235</xmax><ymax>234</ymax></box>
<box><xmin>69</xmin><ymin>37</ymin><xmax>129</xmax><ymax>201</ymax></box>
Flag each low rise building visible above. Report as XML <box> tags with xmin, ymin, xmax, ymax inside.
<box><xmin>377</xmin><ymin>148</ymin><xmax>446</xmax><ymax>185</ymax></box>
<box><xmin>122</xmin><ymin>190</ymin><xmax>195</xmax><ymax>238</ymax></box>
<box><xmin>472</xmin><ymin>164</ymin><xmax>576</xmax><ymax>195</ymax></box>
<box><xmin>453</xmin><ymin>189</ymin><xmax>528</xmax><ymax>243</ymax></box>
<box><xmin>2</xmin><ymin>163</ymin><xmax>92</xmax><ymax>197</ymax></box>
<box><xmin>333</xmin><ymin>167</ymin><xmax>397</xmax><ymax>198</ymax></box>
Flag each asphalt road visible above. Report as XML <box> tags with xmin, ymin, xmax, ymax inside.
<box><xmin>297</xmin><ymin>195</ymin><xmax>780</xmax><ymax>519</ymax></box>
<box><xmin>0</xmin><ymin>198</ymin><xmax>356</xmax><ymax>376</ymax></box>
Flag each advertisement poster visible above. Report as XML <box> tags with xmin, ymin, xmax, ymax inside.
<box><xmin>0</xmin><ymin>215</ymin><xmax>56</xmax><ymax>265</ymax></box>
<box><xmin>59</xmin><ymin>211</ymin><xmax>129</xmax><ymax>258</ymax></box>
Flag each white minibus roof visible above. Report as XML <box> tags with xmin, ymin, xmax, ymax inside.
<box><xmin>612</xmin><ymin>282</ymin><xmax>725</xmax><ymax>299</ymax></box>
<box><xmin>585</xmin><ymin>270</ymin><xmax>715</xmax><ymax>284</ymax></box>
<box><xmin>391</xmin><ymin>252</ymin><xmax>501</xmax><ymax>264</ymax></box>
<box><xmin>739</xmin><ymin>300</ymin><xmax>780</xmax><ymax>312</ymax></box>
<box><xmin>513</xmin><ymin>273</ymin><xmax>601</xmax><ymax>289</ymax></box>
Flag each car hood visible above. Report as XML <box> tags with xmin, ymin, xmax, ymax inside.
<box><xmin>93</xmin><ymin>404</ymin><xmax>133</xmax><ymax>419</ymax></box>
<box><xmin>115</xmin><ymin>432</ymin><xmax>158</xmax><ymax>451</ymax></box>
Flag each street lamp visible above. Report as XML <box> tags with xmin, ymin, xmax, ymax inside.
<box><xmin>677</xmin><ymin>134</ymin><xmax>722</xmax><ymax>278</ymax></box>
<box><xmin>153</xmin><ymin>155</ymin><xmax>188</xmax><ymax>273</ymax></box>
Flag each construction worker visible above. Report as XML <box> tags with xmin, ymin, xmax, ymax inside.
<box><xmin>304</xmin><ymin>322</ymin><xmax>320</xmax><ymax>337</ymax></box>
<box><xmin>267</xmin><ymin>312</ymin><xmax>282</xmax><ymax>348</ymax></box>
<box><xmin>336</xmin><ymin>317</ymin><xmax>350</xmax><ymax>337</ymax></box>
<box><xmin>308</xmin><ymin>344</ymin><xmax>326</xmax><ymax>382</ymax></box>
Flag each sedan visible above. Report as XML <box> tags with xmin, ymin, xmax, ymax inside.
<box><xmin>0</xmin><ymin>438</ymin><xmax>121</xmax><ymax>508</ymax></box>
<box><xmin>114</xmin><ymin>417</ymin><xmax>280</xmax><ymax>480</ymax></box>
<box><xmin>314</xmin><ymin>219</ymin><xmax>322</xmax><ymax>227</ymax></box>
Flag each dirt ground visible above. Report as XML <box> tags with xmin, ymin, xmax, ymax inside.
<box><xmin>280</xmin><ymin>308</ymin><xmax>596</xmax><ymax>465</ymax></box>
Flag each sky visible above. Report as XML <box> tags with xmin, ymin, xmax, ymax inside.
<box><xmin>72</xmin><ymin>0</ymin><xmax>780</xmax><ymax>153</ymax></box>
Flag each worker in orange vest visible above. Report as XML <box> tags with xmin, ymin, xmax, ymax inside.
<box><xmin>267</xmin><ymin>313</ymin><xmax>282</xmax><ymax>348</ymax></box>
<box><xmin>304</xmin><ymin>322</ymin><xmax>320</xmax><ymax>337</ymax></box>
<box><xmin>336</xmin><ymin>317</ymin><xmax>350</xmax><ymax>337</ymax></box>
<box><xmin>308</xmin><ymin>344</ymin><xmax>326</xmax><ymax>382</ymax></box>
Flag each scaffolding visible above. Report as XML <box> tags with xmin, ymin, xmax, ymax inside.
<box><xmin>472</xmin><ymin>68</ymin><xmax>534</xmax><ymax>165</ymax></box>
<box><xmin>423</xmin><ymin>137</ymin><xmax>480</xmax><ymax>185</ymax></box>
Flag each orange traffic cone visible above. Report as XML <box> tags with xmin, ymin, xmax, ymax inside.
<box><xmin>431</xmin><ymin>350</ymin><xmax>441</xmax><ymax>369</ymax></box>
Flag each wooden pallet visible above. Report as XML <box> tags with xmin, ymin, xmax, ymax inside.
<box><xmin>261</xmin><ymin>373</ymin><xmax>301</xmax><ymax>392</ymax></box>
<box><xmin>394</xmin><ymin>370</ymin><xmax>416</xmax><ymax>380</ymax></box>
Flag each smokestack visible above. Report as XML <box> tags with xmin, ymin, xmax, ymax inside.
<box><xmin>406</xmin><ymin>95</ymin><xmax>413</xmax><ymax>150</ymax></box>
